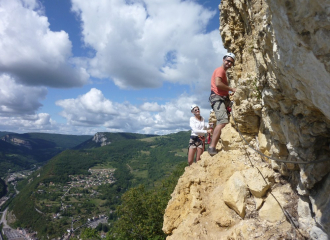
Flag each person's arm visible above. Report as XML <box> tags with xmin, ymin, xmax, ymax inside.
<box><xmin>190</xmin><ymin>118</ymin><xmax>207</xmax><ymax>135</ymax></box>
<box><xmin>204</xmin><ymin>122</ymin><xmax>213</xmax><ymax>134</ymax></box>
<box><xmin>215</xmin><ymin>77</ymin><xmax>236</xmax><ymax>92</ymax></box>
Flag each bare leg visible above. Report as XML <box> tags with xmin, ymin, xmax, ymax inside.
<box><xmin>188</xmin><ymin>147</ymin><xmax>197</xmax><ymax>165</ymax></box>
<box><xmin>196</xmin><ymin>147</ymin><xmax>204</xmax><ymax>162</ymax></box>
<box><xmin>209</xmin><ymin>123</ymin><xmax>227</xmax><ymax>148</ymax></box>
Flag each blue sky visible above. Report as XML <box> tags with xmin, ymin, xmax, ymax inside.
<box><xmin>0</xmin><ymin>0</ymin><xmax>227</xmax><ymax>135</ymax></box>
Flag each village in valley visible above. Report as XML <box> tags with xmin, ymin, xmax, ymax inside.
<box><xmin>1</xmin><ymin>167</ymin><xmax>116</xmax><ymax>240</ymax></box>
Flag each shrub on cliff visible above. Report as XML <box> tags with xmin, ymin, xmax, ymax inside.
<box><xmin>107</xmin><ymin>162</ymin><xmax>186</xmax><ymax>240</ymax></box>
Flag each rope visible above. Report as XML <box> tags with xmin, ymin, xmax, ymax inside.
<box><xmin>241</xmin><ymin>144</ymin><xmax>305</xmax><ymax>238</ymax></box>
<box><xmin>245</xmin><ymin>148</ymin><xmax>306</xmax><ymax>239</ymax></box>
<box><xmin>230</xmin><ymin>107</ymin><xmax>330</xmax><ymax>165</ymax></box>
<box><xmin>231</xmin><ymin>108</ymin><xmax>307</xmax><ymax>239</ymax></box>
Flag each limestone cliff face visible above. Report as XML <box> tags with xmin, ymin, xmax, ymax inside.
<box><xmin>163</xmin><ymin>0</ymin><xmax>330</xmax><ymax>239</ymax></box>
<box><xmin>92</xmin><ymin>133</ymin><xmax>111</xmax><ymax>146</ymax></box>
<box><xmin>1</xmin><ymin>135</ymin><xmax>32</xmax><ymax>149</ymax></box>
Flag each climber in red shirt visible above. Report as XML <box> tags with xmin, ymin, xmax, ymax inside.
<box><xmin>208</xmin><ymin>53</ymin><xmax>236</xmax><ymax>156</ymax></box>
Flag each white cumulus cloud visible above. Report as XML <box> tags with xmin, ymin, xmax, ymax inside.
<box><xmin>0</xmin><ymin>74</ymin><xmax>47</xmax><ymax>115</ymax></box>
<box><xmin>140</xmin><ymin>102</ymin><xmax>163</xmax><ymax>112</ymax></box>
<box><xmin>71</xmin><ymin>0</ymin><xmax>226</xmax><ymax>90</ymax></box>
<box><xmin>56</xmin><ymin>88</ymin><xmax>212</xmax><ymax>135</ymax></box>
<box><xmin>0</xmin><ymin>113</ymin><xmax>55</xmax><ymax>132</ymax></box>
<box><xmin>0</xmin><ymin>0</ymin><xmax>89</xmax><ymax>88</ymax></box>
<box><xmin>0</xmin><ymin>0</ymin><xmax>227</xmax><ymax>135</ymax></box>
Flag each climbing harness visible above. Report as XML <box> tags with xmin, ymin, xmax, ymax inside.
<box><xmin>209</xmin><ymin>92</ymin><xmax>230</xmax><ymax>111</ymax></box>
<box><xmin>188</xmin><ymin>135</ymin><xmax>206</xmax><ymax>153</ymax></box>
<box><xmin>231</xmin><ymin>105</ymin><xmax>330</xmax><ymax>165</ymax></box>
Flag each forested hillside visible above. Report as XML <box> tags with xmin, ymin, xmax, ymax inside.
<box><xmin>9</xmin><ymin>131</ymin><xmax>190</xmax><ymax>238</ymax></box>
<box><xmin>74</xmin><ymin>132</ymin><xmax>157</xmax><ymax>149</ymax></box>
<box><xmin>0</xmin><ymin>178</ymin><xmax>6</xmax><ymax>198</ymax></box>
<box><xmin>0</xmin><ymin>133</ymin><xmax>92</xmax><ymax>178</ymax></box>
<box><xmin>0</xmin><ymin>131</ymin><xmax>15</xmax><ymax>138</ymax></box>
<box><xmin>0</xmin><ymin>140</ymin><xmax>34</xmax><ymax>177</ymax></box>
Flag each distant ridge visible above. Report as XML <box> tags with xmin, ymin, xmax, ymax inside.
<box><xmin>0</xmin><ymin>131</ymin><xmax>15</xmax><ymax>138</ymax></box>
<box><xmin>74</xmin><ymin>132</ymin><xmax>158</xmax><ymax>150</ymax></box>
<box><xmin>0</xmin><ymin>132</ymin><xmax>92</xmax><ymax>177</ymax></box>
<box><xmin>1</xmin><ymin>132</ymin><xmax>92</xmax><ymax>149</ymax></box>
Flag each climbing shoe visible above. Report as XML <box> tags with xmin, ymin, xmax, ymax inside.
<box><xmin>208</xmin><ymin>147</ymin><xmax>217</xmax><ymax>156</ymax></box>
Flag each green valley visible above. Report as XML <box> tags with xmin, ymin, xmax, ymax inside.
<box><xmin>7</xmin><ymin>131</ymin><xmax>190</xmax><ymax>239</ymax></box>
<box><xmin>0</xmin><ymin>132</ymin><xmax>92</xmax><ymax>178</ymax></box>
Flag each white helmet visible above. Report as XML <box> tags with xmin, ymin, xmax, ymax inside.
<box><xmin>223</xmin><ymin>53</ymin><xmax>235</xmax><ymax>61</ymax></box>
<box><xmin>190</xmin><ymin>104</ymin><xmax>199</xmax><ymax>112</ymax></box>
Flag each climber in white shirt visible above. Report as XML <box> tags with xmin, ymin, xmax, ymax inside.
<box><xmin>188</xmin><ymin>104</ymin><xmax>213</xmax><ymax>165</ymax></box>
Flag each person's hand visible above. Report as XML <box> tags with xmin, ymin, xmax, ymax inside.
<box><xmin>207</xmin><ymin>129</ymin><xmax>213</xmax><ymax>134</ymax></box>
<box><xmin>230</xmin><ymin>88</ymin><xmax>236</xmax><ymax>93</ymax></box>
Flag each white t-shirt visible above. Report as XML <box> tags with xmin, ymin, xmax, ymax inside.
<box><xmin>190</xmin><ymin>116</ymin><xmax>209</xmax><ymax>137</ymax></box>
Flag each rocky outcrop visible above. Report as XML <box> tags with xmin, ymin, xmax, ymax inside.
<box><xmin>92</xmin><ymin>133</ymin><xmax>111</xmax><ymax>146</ymax></box>
<box><xmin>163</xmin><ymin>0</ymin><xmax>330</xmax><ymax>239</ymax></box>
<box><xmin>1</xmin><ymin>135</ymin><xmax>32</xmax><ymax>149</ymax></box>
<box><xmin>163</xmin><ymin>128</ymin><xmax>302</xmax><ymax>239</ymax></box>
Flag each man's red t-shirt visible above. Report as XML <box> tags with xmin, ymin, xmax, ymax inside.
<box><xmin>211</xmin><ymin>66</ymin><xmax>229</xmax><ymax>96</ymax></box>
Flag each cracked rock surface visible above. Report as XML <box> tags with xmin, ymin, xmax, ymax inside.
<box><xmin>163</xmin><ymin>0</ymin><xmax>330</xmax><ymax>239</ymax></box>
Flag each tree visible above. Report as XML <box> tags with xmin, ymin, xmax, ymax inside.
<box><xmin>80</xmin><ymin>228</ymin><xmax>100</xmax><ymax>240</ymax></box>
<box><xmin>102</xmin><ymin>224</ymin><xmax>109</xmax><ymax>233</ymax></box>
<box><xmin>95</xmin><ymin>223</ymin><xmax>102</xmax><ymax>231</ymax></box>
<box><xmin>107</xmin><ymin>162</ymin><xmax>186</xmax><ymax>240</ymax></box>
<box><xmin>0</xmin><ymin>178</ymin><xmax>7</xmax><ymax>198</ymax></box>
<box><xmin>107</xmin><ymin>185</ymin><xmax>166</xmax><ymax>240</ymax></box>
